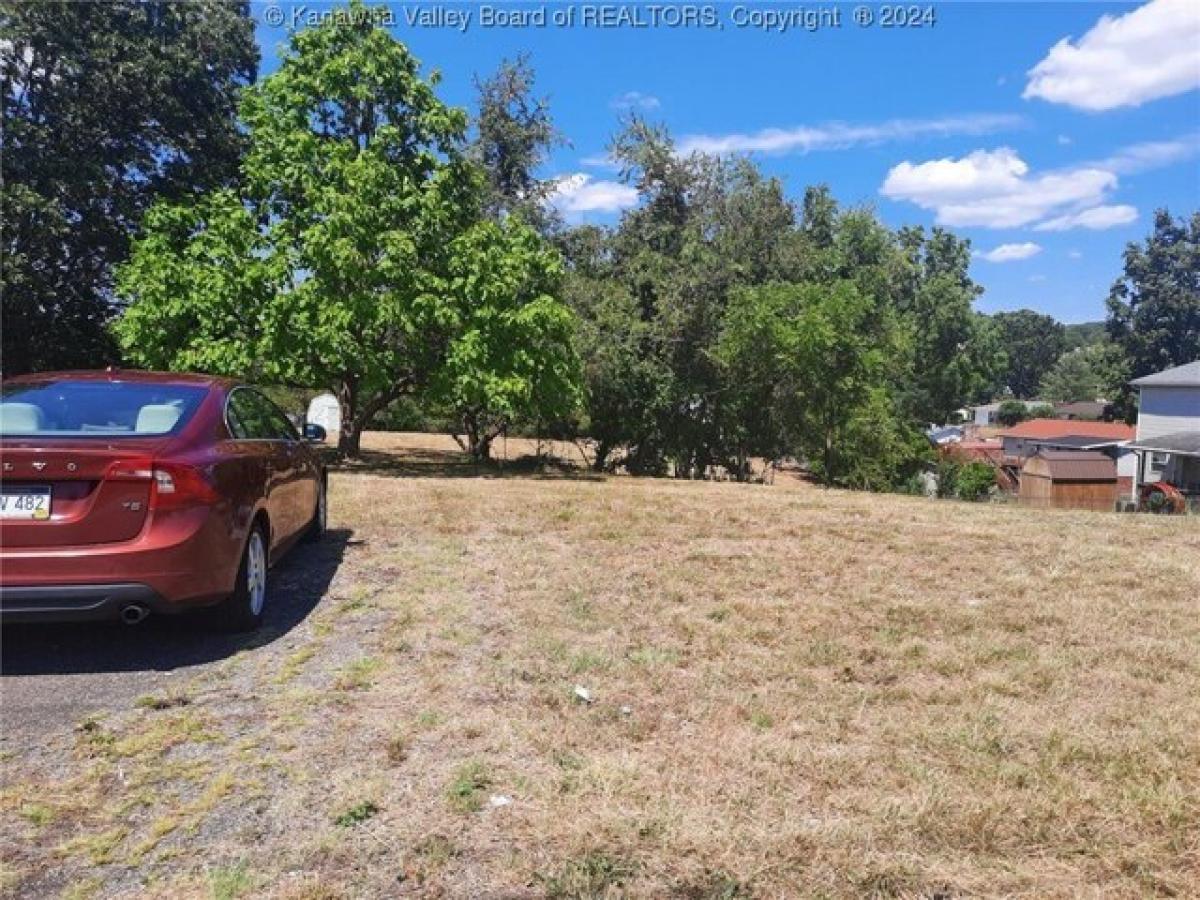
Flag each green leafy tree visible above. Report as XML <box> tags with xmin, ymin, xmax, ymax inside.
<box><xmin>1</xmin><ymin>0</ymin><xmax>257</xmax><ymax>375</ymax></box>
<box><xmin>1039</xmin><ymin>343</ymin><xmax>1128</xmax><ymax>403</ymax></box>
<box><xmin>895</xmin><ymin>227</ymin><xmax>1002</xmax><ymax>423</ymax></box>
<box><xmin>992</xmin><ymin>309</ymin><xmax>1066</xmax><ymax>399</ymax></box>
<box><xmin>712</xmin><ymin>285</ymin><xmax>794</xmax><ymax>477</ymax></box>
<box><xmin>432</xmin><ymin>220</ymin><xmax>581</xmax><ymax>461</ymax></box>
<box><xmin>117</xmin><ymin>4</ymin><xmax>575</xmax><ymax>459</ymax></box>
<box><xmin>1063</xmin><ymin>321</ymin><xmax>1107</xmax><ymax>351</ymax></box>
<box><xmin>599</xmin><ymin>120</ymin><xmax>802</xmax><ymax>476</ymax></box>
<box><xmin>718</xmin><ymin>281</ymin><xmax>926</xmax><ymax>489</ymax></box>
<box><xmin>563</xmin><ymin>262</ymin><xmax>672</xmax><ymax>473</ymax></box>
<box><xmin>471</xmin><ymin>54</ymin><xmax>562</xmax><ymax>232</ymax></box>
<box><xmin>1106</xmin><ymin>209</ymin><xmax>1200</xmax><ymax>395</ymax></box>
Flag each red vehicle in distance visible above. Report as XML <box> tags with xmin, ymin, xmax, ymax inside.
<box><xmin>0</xmin><ymin>370</ymin><xmax>327</xmax><ymax>630</ymax></box>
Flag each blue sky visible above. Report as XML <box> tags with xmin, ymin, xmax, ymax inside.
<box><xmin>254</xmin><ymin>0</ymin><xmax>1200</xmax><ymax>323</ymax></box>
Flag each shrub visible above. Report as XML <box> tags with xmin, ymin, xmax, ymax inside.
<box><xmin>935</xmin><ymin>458</ymin><xmax>961</xmax><ymax>499</ymax></box>
<box><xmin>996</xmin><ymin>400</ymin><xmax>1029</xmax><ymax>427</ymax></box>
<box><xmin>954</xmin><ymin>462</ymin><xmax>996</xmax><ymax>501</ymax></box>
<box><xmin>934</xmin><ymin>458</ymin><xmax>995</xmax><ymax>501</ymax></box>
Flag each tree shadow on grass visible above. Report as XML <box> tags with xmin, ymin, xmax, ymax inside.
<box><xmin>330</xmin><ymin>446</ymin><xmax>608</xmax><ymax>482</ymax></box>
<box><xmin>0</xmin><ymin>529</ymin><xmax>352</xmax><ymax>677</ymax></box>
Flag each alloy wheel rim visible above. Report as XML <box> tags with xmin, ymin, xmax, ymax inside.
<box><xmin>247</xmin><ymin>532</ymin><xmax>267</xmax><ymax>615</ymax></box>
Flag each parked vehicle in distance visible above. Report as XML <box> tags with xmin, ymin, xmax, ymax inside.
<box><xmin>0</xmin><ymin>370</ymin><xmax>328</xmax><ymax>630</ymax></box>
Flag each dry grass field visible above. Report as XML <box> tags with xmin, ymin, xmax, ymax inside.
<box><xmin>2</xmin><ymin>431</ymin><xmax>1198</xmax><ymax>899</ymax></box>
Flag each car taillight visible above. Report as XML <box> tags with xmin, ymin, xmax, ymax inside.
<box><xmin>150</xmin><ymin>463</ymin><xmax>219</xmax><ymax>510</ymax></box>
<box><xmin>106</xmin><ymin>459</ymin><xmax>154</xmax><ymax>481</ymax></box>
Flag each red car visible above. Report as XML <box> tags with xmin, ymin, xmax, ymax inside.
<box><xmin>0</xmin><ymin>370</ymin><xmax>327</xmax><ymax>630</ymax></box>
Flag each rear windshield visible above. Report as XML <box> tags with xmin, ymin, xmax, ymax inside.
<box><xmin>0</xmin><ymin>381</ymin><xmax>208</xmax><ymax>437</ymax></box>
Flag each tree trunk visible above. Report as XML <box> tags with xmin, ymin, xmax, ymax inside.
<box><xmin>337</xmin><ymin>380</ymin><xmax>362</xmax><ymax>458</ymax></box>
<box><xmin>334</xmin><ymin>378</ymin><xmax>406</xmax><ymax>459</ymax></box>
<box><xmin>476</xmin><ymin>433</ymin><xmax>493</xmax><ymax>463</ymax></box>
<box><xmin>823</xmin><ymin>428</ymin><xmax>835</xmax><ymax>486</ymax></box>
<box><xmin>593</xmin><ymin>440</ymin><xmax>611</xmax><ymax>473</ymax></box>
<box><xmin>338</xmin><ymin>424</ymin><xmax>363</xmax><ymax>457</ymax></box>
<box><xmin>463</xmin><ymin>411</ymin><xmax>492</xmax><ymax>463</ymax></box>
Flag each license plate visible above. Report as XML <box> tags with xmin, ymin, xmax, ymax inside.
<box><xmin>0</xmin><ymin>486</ymin><xmax>52</xmax><ymax>520</ymax></box>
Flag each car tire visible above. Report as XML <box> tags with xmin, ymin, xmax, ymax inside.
<box><xmin>213</xmin><ymin>523</ymin><xmax>269</xmax><ymax>632</ymax></box>
<box><xmin>304</xmin><ymin>477</ymin><xmax>327</xmax><ymax>542</ymax></box>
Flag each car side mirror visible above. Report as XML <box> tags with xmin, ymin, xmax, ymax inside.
<box><xmin>303</xmin><ymin>423</ymin><xmax>327</xmax><ymax>443</ymax></box>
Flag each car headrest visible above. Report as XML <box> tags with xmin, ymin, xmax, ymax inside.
<box><xmin>135</xmin><ymin>404</ymin><xmax>182</xmax><ymax>434</ymax></box>
<box><xmin>0</xmin><ymin>402</ymin><xmax>46</xmax><ymax>433</ymax></box>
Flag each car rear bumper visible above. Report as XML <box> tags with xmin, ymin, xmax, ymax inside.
<box><xmin>0</xmin><ymin>506</ymin><xmax>244</xmax><ymax>618</ymax></box>
<box><xmin>0</xmin><ymin>583</ymin><xmax>169</xmax><ymax>623</ymax></box>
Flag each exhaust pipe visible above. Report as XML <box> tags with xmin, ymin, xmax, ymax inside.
<box><xmin>120</xmin><ymin>604</ymin><xmax>149</xmax><ymax>625</ymax></box>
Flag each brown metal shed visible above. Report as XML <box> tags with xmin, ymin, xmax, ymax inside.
<box><xmin>1019</xmin><ymin>450</ymin><xmax>1118</xmax><ymax>511</ymax></box>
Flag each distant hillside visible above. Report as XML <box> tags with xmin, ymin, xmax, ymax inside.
<box><xmin>1064</xmin><ymin>321</ymin><xmax>1107</xmax><ymax>351</ymax></box>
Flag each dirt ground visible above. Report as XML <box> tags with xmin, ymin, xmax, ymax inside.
<box><xmin>2</xmin><ymin>431</ymin><xmax>1197</xmax><ymax>899</ymax></box>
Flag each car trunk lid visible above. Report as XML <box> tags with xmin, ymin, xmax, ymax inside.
<box><xmin>0</xmin><ymin>443</ymin><xmax>163</xmax><ymax>548</ymax></box>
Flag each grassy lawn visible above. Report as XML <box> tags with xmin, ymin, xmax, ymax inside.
<box><xmin>3</xmin><ymin>432</ymin><xmax>1198</xmax><ymax>898</ymax></box>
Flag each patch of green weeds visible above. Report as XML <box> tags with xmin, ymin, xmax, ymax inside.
<box><xmin>334</xmin><ymin>656</ymin><xmax>381</xmax><ymax>691</ymax></box>
<box><xmin>334</xmin><ymin>801</ymin><xmax>380</xmax><ymax>828</ymax></box>
<box><xmin>18</xmin><ymin>801</ymin><xmax>55</xmax><ymax>827</ymax></box>
<box><xmin>539</xmin><ymin>851</ymin><xmax>638</xmax><ymax>899</ymax></box>
<box><xmin>208</xmin><ymin>861</ymin><xmax>253</xmax><ymax>899</ymax></box>
<box><xmin>446</xmin><ymin>761</ymin><xmax>491</xmax><ymax>813</ymax></box>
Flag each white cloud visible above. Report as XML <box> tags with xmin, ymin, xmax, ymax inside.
<box><xmin>1023</xmin><ymin>0</ymin><xmax>1200</xmax><ymax>111</ymax></box>
<box><xmin>579</xmin><ymin>153</ymin><xmax>620</xmax><ymax>171</ymax></box>
<box><xmin>611</xmin><ymin>91</ymin><xmax>660</xmax><ymax>111</ymax></box>
<box><xmin>879</xmin><ymin>132</ymin><xmax>1194</xmax><ymax>230</ymax></box>
<box><xmin>1087</xmin><ymin>133</ymin><xmax>1200</xmax><ymax>174</ymax></box>
<box><xmin>1057</xmin><ymin>134</ymin><xmax>1073</xmax><ymax>146</ymax></box>
<box><xmin>1068</xmin><ymin>249</ymin><xmax>1084</xmax><ymax>259</ymax></box>
<box><xmin>880</xmin><ymin>147</ymin><xmax>1115</xmax><ymax>228</ymax></box>
<box><xmin>675</xmin><ymin>113</ymin><xmax>1023</xmax><ymax>157</ymax></box>
<box><xmin>548</xmin><ymin>173</ymin><xmax>638</xmax><ymax>217</ymax></box>
<box><xmin>979</xmin><ymin>242</ymin><xmax>1043</xmax><ymax>263</ymax></box>
<box><xmin>1034</xmin><ymin>204</ymin><xmax>1139</xmax><ymax>231</ymax></box>
<box><xmin>1028</xmin><ymin>274</ymin><xmax>1047</xmax><ymax>283</ymax></box>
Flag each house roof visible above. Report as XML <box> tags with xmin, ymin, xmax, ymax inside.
<box><xmin>1128</xmin><ymin>430</ymin><xmax>1200</xmax><ymax>458</ymax></box>
<box><xmin>999</xmin><ymin>418</ymin><xmax>1134</xmax><ymax>441</ymax></box>
<box><xmin>1023</xmin><ymin>450</ymin><xmax>1117</xmax><ymax>481</ymax></box>
<box><xmin>1130</xmin><ymin>360</ymin><xmax>1200</xmax><ymax>388</ymax></box>
<box><xmin>1033</xmin><ymin>435</ymin><xmax>1124</xmax><ymax>450</ymax></box>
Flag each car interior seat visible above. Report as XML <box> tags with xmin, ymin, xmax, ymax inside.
<box><xmin>0</xmin><ymin>403</ymin><xmax>47</xmax><ymax>434</ymax></box>
<box><xmin>134</xmin><ymin>403</ymin><xmax>183</xmax><ymax>434</ymax></box>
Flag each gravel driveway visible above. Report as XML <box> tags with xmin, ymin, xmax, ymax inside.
<box><xmin>0</xmin><ymin>531</ymin><xmax>349</xmax><ymax>750</ymax></box>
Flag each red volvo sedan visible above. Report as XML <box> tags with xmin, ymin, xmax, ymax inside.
<box><xmin>0</xmin><ymin>370</ymin><xmax>327</xmax><ymax>630</ymax></box>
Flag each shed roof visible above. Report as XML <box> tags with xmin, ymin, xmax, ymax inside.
<box><xmin>1000</xmin><ymin>418</ymin><xmax>1134</xmax><ymax>441</ymax></box>
<box><xmin>1130</xmin><ymin>360</ymin><xmax>1200</xmax><ymax>388</ymax></box>
<box><xmin>1023</xmin><ymin>450</ymin><xmax>1117</xmax><ymax>481</ymax></box>
<box><xmin>1127</xmin><ymin>431</ymin><xmax>1200</xmax><ymax>458</ymax></box>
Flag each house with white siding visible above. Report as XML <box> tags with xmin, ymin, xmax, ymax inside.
<box><xmin>1128</xmin><ymin>361</ymin><xmax>1200</xmax><ymax>500</ymax></box>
